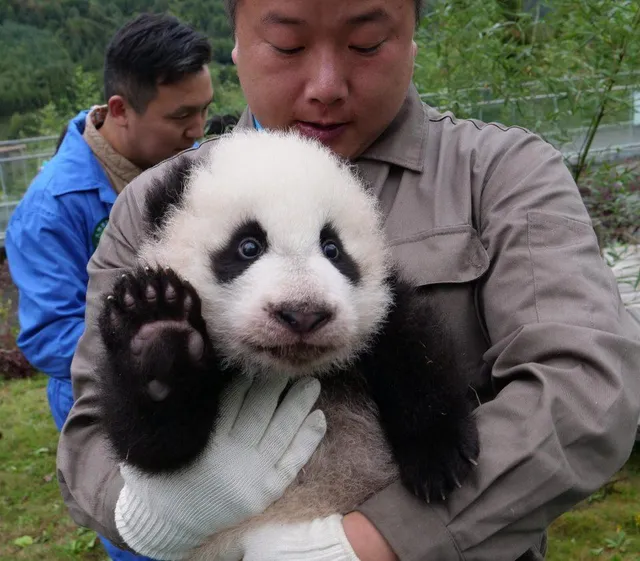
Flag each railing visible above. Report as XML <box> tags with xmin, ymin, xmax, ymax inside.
<box><xmin>0</xmin><ymin>136</ymin><xmax>57</xmax><ymax>200</ymax></box>
<box><xmin>0</xmin><ymin>200</ymin><xmax>21</xmax><ymax>242</ymax></box>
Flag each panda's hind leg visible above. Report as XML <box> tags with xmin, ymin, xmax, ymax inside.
<box><xmin>363</xmin><ymin>277</ymin><xmax>480</xmax><ymax>503</ymax></box>
<box><xmin>97</xmin><ymin>265</ymin><xmax>229</xmax><ymax>474</ymax></box>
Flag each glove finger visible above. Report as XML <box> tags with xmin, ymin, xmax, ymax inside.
<box><xmin>258</xmin><ymin>377</ymin><xmax>322</xmax><ymax>459</ymax></box>
<box><xmin>273</xmin><ymin>409</ymin><xmax>326</xmax><ymax>483</ymax></box>
<box><xmin>215</xmin><ymin>375</ymin><xmax>255</xmax><ymax>434</ymax></box>
<box><xmin>229</xmin><ymin>375</ymin><xmax>290</xmax><ymax>444</ymax></box>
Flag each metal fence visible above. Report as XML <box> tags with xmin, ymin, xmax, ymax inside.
<box><xmin>0</xmin><ymin>200</ymin><xmax>20</xmax><ymax>243</ymax></box>
<box><xmin>0</xmin><ymin>136</ymin><xmax>57</xmax><ymax>200</ymax></box>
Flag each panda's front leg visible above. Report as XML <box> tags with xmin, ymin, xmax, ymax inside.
<box><xmin>363</xmin><ymin>279</ymin><xmax>480</xmax><ymax>504</ymax></box>
<box><xmin>96</xmin><ymin>265</ymin><xmax>230</xmax><ymax>474</ymax></box>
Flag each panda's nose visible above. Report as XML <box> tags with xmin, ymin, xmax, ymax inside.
<box><xmin>275</xmin><ymin>308</ymin><xmax>332</xmax><ymax>334</ymax></box>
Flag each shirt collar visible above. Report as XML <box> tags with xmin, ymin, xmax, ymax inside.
<box><xmin>237</xmin><ymin>83</ymin><xmax>427</xmax><ymax>172</ymax></box>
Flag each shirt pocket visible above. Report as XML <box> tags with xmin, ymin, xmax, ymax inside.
<box><xmin>388</xmin><ymin>224</ymin><xmax>492</xmax><ymax>393</ymax></box>
<box><xmin>388</xmin><ymin>224</ymin><xmax>490</xmax><ymax>287</ymax></box>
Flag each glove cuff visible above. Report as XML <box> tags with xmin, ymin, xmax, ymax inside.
<box><xmin>115</xmin><ymin>482</ymin><xmax>201</xmax><ymax>561</ymax></box>
<box><xmin>243</xmin><ymin>514</ymin><xmax>361</xmax><ymax>561</ymax></box>
<box><xmin>324</xmin><ymin>514</ymin><xmax>361</xmax><ymax>561</ymax></box>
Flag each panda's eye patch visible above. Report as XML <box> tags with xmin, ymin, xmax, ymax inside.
<box><xmin>319</xmin><ymin>223</ymin><xmax>361</xmax><ymax>285</ymax></box>
<box><xmin>238</xmin><ymin>238</ymin><xmax>263</xmax><ymax>259</ymax></box>
<box><xmin>212</xmin><ymin>219</ymin><xmax>268</xmax><ymax>283</ymax></box>
<box><xmin>322</xmin><ymin>240</ymin><xmax>340</xmax><ymax>260</ymax></box>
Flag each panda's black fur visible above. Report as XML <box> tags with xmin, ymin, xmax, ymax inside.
<box><xmin>95</xmin><ymin>131</ymin><xmax>480</xmax><ymax>558</ymax></box>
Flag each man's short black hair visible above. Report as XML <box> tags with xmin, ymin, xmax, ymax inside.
<box><xmin>104</xmin><ymin>13</ymin><xmax>212</xmax><ymax>113</ymax></box>
<box><xmin>223</xmin><ymin>0</ymin><xmax>425</xmax><ymax>32</ymax></box>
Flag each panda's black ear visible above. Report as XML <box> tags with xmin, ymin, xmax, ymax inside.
<box><xmin>144</xmin><ymin>154</ymin><xmax>198</xmax><ymax>238</ymax></box>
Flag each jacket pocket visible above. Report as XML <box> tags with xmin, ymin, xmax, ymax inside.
<box><xmin>388</xmin><ymin>224</ymin><xmax>490</xmax><ymax>286</ymax></box>
<box><xmin>389</xmin><ymin>224</ymin><xmax>493</xmax><ymax>386</ymax></box>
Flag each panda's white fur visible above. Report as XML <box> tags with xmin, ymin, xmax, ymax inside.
<box><xmin>137</xmin><ymin>130</ymin><xmax>393</xmax><ymax>379</ymax></box>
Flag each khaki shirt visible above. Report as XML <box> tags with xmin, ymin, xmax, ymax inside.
<box><xmin>57</xmin><ymin>84</ymin><xmax>640</xmax><ymax>561</ymax></box>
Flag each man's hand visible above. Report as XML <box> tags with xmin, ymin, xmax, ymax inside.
<box><xmin>238</xmin><ymin>512</ymin><xmax>398</xmax><ymax>561</ymax></box>
<box><xmin>114</xmin><ymin>375</ymin><xmax>326</xmax><ymax>561</ymax></box>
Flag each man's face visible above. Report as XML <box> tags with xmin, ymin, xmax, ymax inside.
<box><xmin>233</xmin><ymin>0</ymin><xmax>417</xmax><ymax>159</ymax></box>
<box><xmin>126</xmin><ymin>66</ymin><xmax>214</xmax><ymax>168</ymax></box>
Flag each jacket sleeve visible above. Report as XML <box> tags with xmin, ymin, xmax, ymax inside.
<box><xmin>357</xmin><ymin>131</ymin><xmax>640</xmax><ymax>560</ymax></box>
<box><xmin>55</xmin><ymin>168</ymin><xmax>171</xmax><ymax>549</ymax></box>
<box><xmin>5</xmin><ymin>205</ymin><xmax>90</xmax><ymax>379</ymax></box>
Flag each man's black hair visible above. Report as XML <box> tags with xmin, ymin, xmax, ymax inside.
<box><xmin>104</xmin><ymin>13</ymin><xmax>212</xmax><ymax>113</ymax></box>
<box><xmin>223</xmin><ymin>0</ymin><xmax>425</xmax><ymax>32</ymax></box>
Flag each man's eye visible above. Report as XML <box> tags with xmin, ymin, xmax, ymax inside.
<box><xmin>272</xmin><ymin>45</ymin><xmax>304</xmax><ymax>55</ymax></box>
<box><xmin>351</xmin><ymin>41</ymin><xmax>385</xmax><ymax>55</ymax></box>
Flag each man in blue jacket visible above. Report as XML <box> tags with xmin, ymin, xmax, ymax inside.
<box><xmin>5</xmin><ymin>12</ymin><xmax>213</xmax><ymax>561</ymax></box>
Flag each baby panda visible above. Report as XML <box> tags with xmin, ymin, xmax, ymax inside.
<box><xmin>96</xmin><ymin>129</ymin><xmax>480</xmax><ymax>560</ymax></box>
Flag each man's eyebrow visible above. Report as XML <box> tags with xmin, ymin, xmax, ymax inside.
<box><xmin>261</xmin><ymin>8</ymin><xmax>390</xmax><ymax>27</ymax></box>
<box><xmin>261</xmin><ymin>12</ymin><xmax>304</xmax><ymax>26</ymax></box>
<box><xmin>346</xmin><ymin>8</ymin><xmax>390</xmax><ymax>25</ymax></box>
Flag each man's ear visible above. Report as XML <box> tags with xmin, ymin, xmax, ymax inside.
<box><xmin>231</xmin><ymin>35</ymin><xmax>239</xmax><ymax>65</ymax></box>
<box><xmin>107</xmin><ymin>95</ymin><xmax>130</xmax><ymax>126</ymax></box>
<box><xmin>412</xmin><ymin>39</ymin><xmax>417</xmax><ymax>59</ymax></box>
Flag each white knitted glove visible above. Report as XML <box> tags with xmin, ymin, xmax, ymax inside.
<box><xmin>240</xmin><ymin>514</ymin><xmax>360</xmax><ymax>561</ymax></box>
<box><xmin>114</xmin><ymin>375</ymin><xmax>326</xmax><ymax>561</ymax></box>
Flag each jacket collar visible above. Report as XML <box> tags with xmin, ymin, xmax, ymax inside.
<box><xmin>236</xmin><ymin>82</ymin><xmax>427</xmax><ymax>173</ymax></box>
<box><xmin>51</xmin><ymin>110</ymin><xmax>116</xmax><ymax>205</ymax></box>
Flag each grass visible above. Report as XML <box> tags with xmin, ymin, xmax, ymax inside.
<box><xmin>2</xmin><ymin>375</ymin><xmax>640</xmax><ymax>560</ymax></box>
<box><xmin>0</xmin><ymin>375</ymin><xmax>107</xmax><ymax>561</ymax></box>
<box><xmin>547</xmin><ymin>455</ymin><xmax>640</xmax><ymax>561</ymax></box>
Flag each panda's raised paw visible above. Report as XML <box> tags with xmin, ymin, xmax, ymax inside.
<box><xmin>105</xmin><ymin>266</ymin><xmax>201</xmax><ymax>324</ymax></box>
<box><xmin>100</xmin><ymin>265</ymin><xmax>211</xmax><ymax>399</ymax></box>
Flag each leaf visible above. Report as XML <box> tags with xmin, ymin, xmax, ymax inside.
<box><xmin>13</xmin><ymin>535</ymin><xmax>34</xmax><ymax>547</ymax></box>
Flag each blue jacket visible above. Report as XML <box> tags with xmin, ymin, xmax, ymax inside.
<box><xmin>5</xmin><ymin>110</ymin><xmax>116</xmax><ymax>381</ymax></box>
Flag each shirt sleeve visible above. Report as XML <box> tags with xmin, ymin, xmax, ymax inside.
<box><xmin>5</xmin><ymin>204</ymin><xmax>90</xmax><ymax>379</ymax></box>
<box><xmin>357</xmin><ymin>131</ymin><xmax>640</xmax><ymax>560</ymax></box>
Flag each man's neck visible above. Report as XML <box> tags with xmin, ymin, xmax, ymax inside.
<box><xmin>99</xmin><ymin>114</ymin><xmax>135</xmax><ymax>163</ymax></box>
<box><xmin>83</xmin><ymin>108</ymin><xmax>143</xmax><ymax>193</ymax></box>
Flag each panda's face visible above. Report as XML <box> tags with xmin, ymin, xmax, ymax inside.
<box><xmin>138</xmin><ymin>130</ymin><xmax>392</xmax><ymax>377</ymax></box>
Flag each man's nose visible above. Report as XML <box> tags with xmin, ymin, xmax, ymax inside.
<box><xmin>304</xmin><ymin>52</ymin><xmax>348</xmax><ymax>107</ymax></box>
<box><xmin>186</xmin><ymin>113</ymin><xmax>207</xmax><ymax>139</ymax></box>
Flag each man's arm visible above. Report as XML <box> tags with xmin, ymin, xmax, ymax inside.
<box><xmin>5</xmin><ymin>205</ymin><xmax>89</xmax><ymax>379</ymax></box>
<box><xmin>356</xmin><ymin>131</ymin><xmax>640</xmax><ymax>561</ymax></box>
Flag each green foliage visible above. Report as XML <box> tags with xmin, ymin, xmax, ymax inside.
<box><xmin>8</xmin><ymin>66</ymin><xmax>103</xmax><ymax>139</ymax></box>
<box><xmin>0</xmin><ymin>21</ymin><xmax>74</xmax><ymax>117</ymax></box>
<box><xmin>0</xmin><ymin>0</ymin><xmax>239</xmax><ymax>129</ymax></box>
<box><xmin>414</xmin><ymin>0</ymin><xmax>640</xmax><ymax>151</ymax></box>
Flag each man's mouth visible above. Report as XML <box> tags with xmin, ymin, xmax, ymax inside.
<box><xmin>294</xmin><ymin>121</ymin><xmax>348</xmax><ymax>143</ymax></box>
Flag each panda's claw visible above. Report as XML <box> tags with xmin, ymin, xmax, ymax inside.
<box><xmin>100</xmin><ymin>265</ymin><xmax>210</xmax><ymax>370</ymax></box>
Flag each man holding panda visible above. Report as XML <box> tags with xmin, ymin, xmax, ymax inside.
<box><xmin>57</xmin><ymin>0</ymin><xmax>640</xmax><ymax>560</ymax></box>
